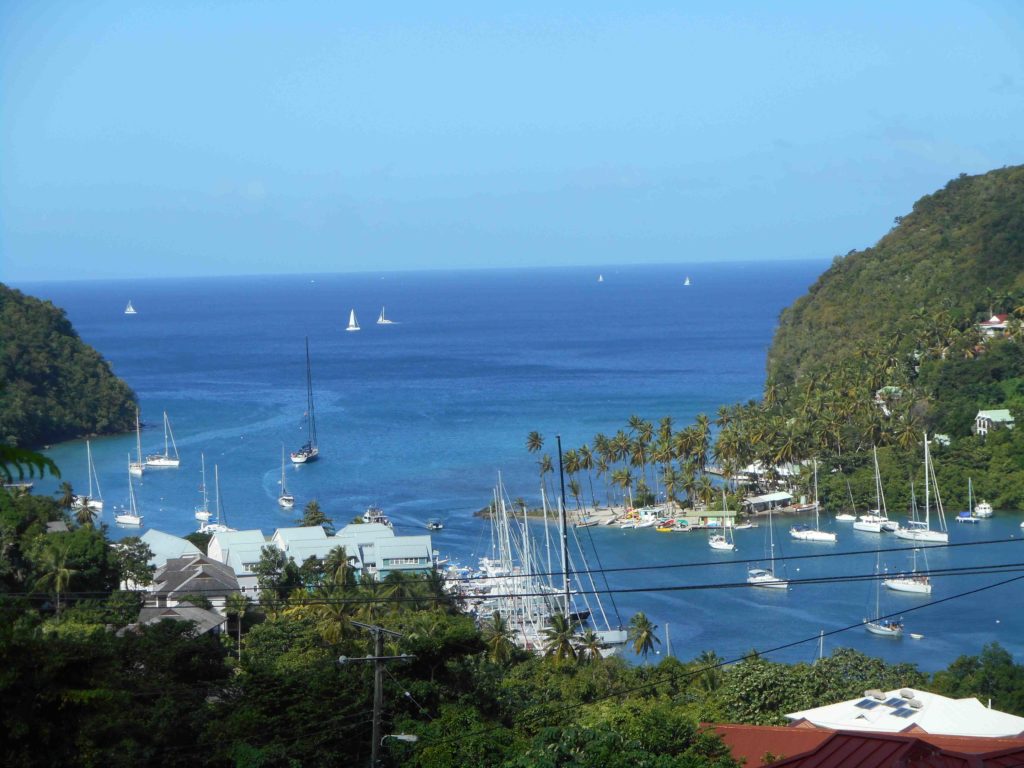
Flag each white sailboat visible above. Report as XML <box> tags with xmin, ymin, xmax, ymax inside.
<box><xmin>72</xmin><ymin>440</ymin><xmax>104</xmax><ymax>513</ymax></box>
<box><xmin>853</xmin><ymin>447</ymin><xmax>891</xmax><ymax>533</ymax></box>
<box><xmin>865</xmin><ymin>553</ymin><xmax>903</xmax><ymax>637</ymax></box>
<box><xmin>128</xmin><ymin>408</ymin><xmax>145</xmax><ymax>477</ymax></box>
<box><xmin>955</xmin><ymin>477</ymin><xmax>981</xmax><ymax>524</ymax></box>
<box><xmin>747</xmin><ymin>506</ymin><xmax>788</xmax><ymax>588</ymax></box>
<box><xmin>376</xmin><ymin>306</ymin><xmax>394</xmax><ymax>325</ymax></box>
<box><xmin>884</xmin><ymin>479</ymin><xmax>932</xmax><ymax>594</ymax></box>
<box><xmin>709</xmin><ymin>490</ymin><xmax>735</xmax><ymax>550</ymax></box>
<box><xmin>597</xmin><ymin>274</ymin><xmax>604</xmax><ymax>283</ymax></box>
<box><xmin>894</xmin><ymin>435</ymin><xmax>948</xmax><ymax>543</ymax></box>
<box><xmin>790</xmin><ymin>460</ymin><xmax>836</xmax><ymax>542</ymax></box>
<box><xmin>346</xmin><ymin>309</ymin><xmax>360</xmax><ymax>332</ymax></box>
<box><xmin>684</xmin><ymin>276</ymin><xmax>691</xmax><ymax>286</ymax></box>
<box><xmin>290</xmin><ymin>338</ymin><xmax>320</xmax><ymax>464</ymax></box>
<box><xmin>145</xmin><ymin>411</ymin><xmax>180</xmax><ymax>468</ymax></box>
<box><xmin>115</xmin><ymin>459</ymin><xmax>143</xmax><ymax>526</ymax></box>
<box><xmin>199</xmin><ymin>465</ymin><xmax>236</xmax><ymax>534</ymax></box>
<box><xmin>278</xmin><ymin>446</ymin><xmax>295</xmax><ymax>508</ymax></box>
<box><xmin>194</xmin><ymin>453</ymin><xmax>212</xmax><ymax>522</ymax></box>
<box><xmin>124</xmin><ymin>300</ymin><xmax>137</xmax><ymax>315</ymax></box>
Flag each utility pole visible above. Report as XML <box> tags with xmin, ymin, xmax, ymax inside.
<box><xmin>338</xmin><ymin>621</ymin><xmax>413</xmax><ymax>767</ymax></box>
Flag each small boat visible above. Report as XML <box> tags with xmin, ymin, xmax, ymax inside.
<box><xmin>597</xmin><ymin>274</ymin><xmax>604</xmax><ymax>283</ymax></box>
<box><xmin>790</xmin><ymin>461</ymin><xmax>836</xmax><ymax>542</ymax></box>
<box><xmin>346</xmin><ymin>309</ymin><xmax>360</xmax><ymax>332</ymax></box>
<box><xmin>198</xmin><ymin>465</ymin><xmax>236</xmax><ymax>534</ymax></box>
<box><xmin>426</xmin><ymin>518</ymin><xmax>443</xmax><ymax>531</ymax></box>
<box><xmin>865</xmin><ymin>618</ymin><xmax>904</xmax><ymax>637</ymax></box>
<box><xmin>710</xmin><ymin>491</ymin><xmax>736</xmax><ymax>550</ymax></box>
<box><xmin>376</xmin><ymin>306</ymin><xmax>395</xmax><ymax>325</ymax></box>
<box><xmin>957</xmin><ymin>478</ymin><xmax>983</xmax><ymax>522</ymax></box>
<box><xmin>910</xmin><ymin>633</ymin><xmax>924</xmax><ymax>640</ymax></box>
<box><xmin>974</xmin><ymin>500</ymin><xmax>993</xmax><ymax>518</ymax></box>
<box><xmin>575</xmin><ymin>518</ymin><xmax>598</xmax><ymax>528</ymax></box>
<box><xmin>732</xmin><ymin>522</ymin><xmax>755</xmax><ymax>530</ymax></box>
<box><xmin>290</xmin><ymin>338</ymin><xmax>320</xmax><ymax>464</ymax></box>
<box><xmin>72</xmin><ymin>440</ymin><xmax>104</xmax><ymax>513</ymax></box>
<box><xmin>684</xmin><ymin>276</ymin><xmax>691</xmax><ymax>286</ymax></box>
<box><xmin>278</xmin><ymin>446</ymin><xmax>295</xmax><ymax>508</ymax></box>
<box><xmin>893</xmin><ymin>435</ymin><xmax>948</xmax><ymax>544</ymax></box>
<box><xmin>363</xmin><ymin>505</ymin><xmax>392</xmax><ymax>527</ymax></box>
<box><xmin>115</xmin><ymin>459</ymin><xmax>143</xmax><ymax>526</ymax></box>
<box><xmin>145</xmin><ymin>411</ymin><xmax>180</xmax><ymax>468</ymax></box>
<box><xmin>124</xmin><ymin>300</ymin><xmax>137</xmax><ymax>315</ymax></box>
<box><xmin>195</xmin><ymin>453</ymin><xmax>212</xmax><ymax>522</ymax></box>
<box><xmin>956</xmin><ymin>511</ymin><xmax>980</xmax><ymax>524</ymax></box>
<box><xmin>748</xmin><ymin>506</ymin><xmax>787</xmax><ymax>588</ymax></box>
<box><xmin>835</xmin><ymin>513</ymin><xmax>856</xmax><ymax>522</ymax></box>
<box><xmin>129</xmin><ymin>408</ymin><xmax>145</xmax><ymax>477</ymax></box>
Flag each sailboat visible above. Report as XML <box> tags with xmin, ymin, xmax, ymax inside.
<box><xmin>865</xmin><ymin>552</ymin><xmax>903</xmax><ymax>637</ymax></box>
<box><xmin>194</xmin><ymin>453</ymin><xmax>212</xmax><ymax>522</ymax></box>
<box><xmin>684</xmin><ymin>276</ymin><xmax>691</xmax><ymax>286</ymax></box>
<box><xmin>956</xmin><ymin>477</ymin><xmax>981</xmax><ymax>524</ymax></box>
<box><xmin>128</xmin><ymin>408</ymin><xmax>145</xmax><ymax>477</ymax></box>
<box><xmin>145</xmin><ymin>411</ymin><xmax>180</xmax><ymax>468</ymax></box>
<box><xmin>597</xmin><ymin>274</ymin><xmax>604</xmax><ymax>283</ymax></box>
<box><xmin>114</xmin><ymin>458</ymin><xmax>143</xmax><ymax>526</ymax></box>
<box><xmin>346</xmin><ymin>309</ymin><xmax>360</xmax><ymax>332</ymax></box>
<box><xmin>199</xmin><ymin>465</ymin><xmax>236</xmax><ymax>534</ymax></box>
<box><xmin>72</xmin><ymin>440</ymin><xmax>104</xmax><ymax>513</ymax></box>
<box><xmin>376</xmin><ymin>306</ymin><xmax>394</xmax><ymax>325</ymax></box>
<box><xmin>278</xmin><ymin>446</ymin><xmax>295</xmax><ymax>508</ymax></box>
<box><xmin>709</xmin><ymin>490</ymin><xmax>736</xmax><ymax>551</ymax></box>
<box><xmin>124</xmin><ymin>300</ymin><xmax>137</xmax><ymax>315</ymax></box>
<box><xmin>884</xmin><ymin>479</ymin><xmax>932</xmax><ymax>594</ymax></box>
<box><xmin>790</xmin><ymin>460</ymin><xmax>836</xmax><ymax>542</ymax></box>
<box><xmin>290</xmin><ymin>338</ymin><xmax>320</xmax><ymax>464</ymax></box>
<box><xmin>894</xmin><ymin>434</ymin><xmax>948</xmax><ymax>543</ymax></box>
<box><xmin>853</xmin><ymin>447</ymin><xmax>891</xmax><ymax>533</ymax></box>
<box><xmin>747</xmin><ymin>505</ymin><xmax>788</xmax><ymax>588</ymax></box>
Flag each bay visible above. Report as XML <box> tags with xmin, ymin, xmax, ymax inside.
<box><xmin>21</xmin><ymin>262</ymin><xmax>1024</xmax><ymax>670</ymax></box>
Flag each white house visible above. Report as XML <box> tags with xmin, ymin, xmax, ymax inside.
<box><xmin>786</xmin><ymin>687</ymin><xmax>1024</xmax><ymax>738</ymax></box>
<box><xmin>974</xmin><ymin>409</ymin><xmax>1015</xmax><ymax>436</ymax></box>
<box><xmin>978</xmin><ymin>314</ymin><xmax>1010</xmax><ymax>338</ymax></box>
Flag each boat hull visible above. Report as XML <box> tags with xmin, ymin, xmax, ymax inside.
<box><xmin>145</xmin><ymin>456</ymin><xmax>180</xmax><ymax>468</ymax></box>
<box><xmin>864</xmin><ymin>620</ymin><xmax>903</xmax><ymax>637</ymax></box>
<box><xmin>290</xmin><ymin>447</ymin><xmax>319</xmax><ymax>464</ymax></box>
<box><xmin>748</xmin><ymin>570</ymin><xmax>788</xmax><ymax>589</ymax></box>
<box><xmin>893</xmin><ymin>528</ymin><xmax>948</xmax><ymax>543</ymax></box>
<box><xmin>883</xmin><ymin>577</ymin><xmax>932</xmax><ymax>595</ymax></box>
<box><xmin>73</xmin><ymin>497</ymin><xmax>104</xmax><ymax>512</ymax></box>
<box><xmin>790</xmin><ymin>528</ymin><xmax>837</xmax><ymax>542</ymax></box>
<box><xmin>115</xmin><ymin>514</ymin><xmax>143</xmax><ymax>526</ymax></box>
<box><xmin>853</xmin><ymin>521</ymin><xmax>882</xmax><ymax>533</ymax></box>
<box><xmin>278</xmin><ymin>495</ymin><xmax>295</xmax><ymax>508</ymax></box>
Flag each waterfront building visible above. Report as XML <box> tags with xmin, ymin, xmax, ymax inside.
<box><xmin>974</xmin><ymin>409</ymin><xmax>1015</xmax><ymax>436</ymax></box>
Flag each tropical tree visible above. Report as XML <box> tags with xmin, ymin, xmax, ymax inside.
<box><xmin>225</xmin><ymin>592</ymin><xmax>251</xmax><ymax>660</ymax></box>
<box><xmin>543</xmin><ymin>613</ymin><xmax>578</xmax><ymax>663</ymax></box>
<box><xmin>73</xmin><ymin>501</ymin><xmax>95</xmax><ymax>527</ymax></box>
<box><xmin>481</xmin><ymin>611</ymin><xmax>516</xmax><ymax>664</ymax></box>
<box><xmin>578</xmin><ymin>628</ymin><xmax>605</xmax><ymax>663</ymax></box>
<box><xmin>35</xmin><ymin>541</ymin><xmax>77</xmax><ymax>620</ymax></box>
<box><xmin>628</xmin><ymin>611</ymin><xmax>660</xmax><ymax>660</ymax></box>
<box><xmin>324</xmin><ymin>545</ymin><xmax>359</xmax><ymax>588</ymax></box>
<box><xmin>297</xmin><ymin>499</ymin><xmax>334</xmax><ymax>533</ymax></box>
<box><xmin>526</xmin><ymin>431</ymin><xmax>544</xmax><ymax>454</ymax></box>
<box><xmin>57</xmin><ymin>481</ymin><xmax>76</xmax><ymax>510</ymax></box>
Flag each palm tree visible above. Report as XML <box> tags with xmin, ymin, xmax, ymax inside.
<box><xmin>578</xmin><ymin>629</ymin><xmax>604</xmax><ymax>662</ymax></box>
<box><xmin>73</xmin><ymin>500</ymin><xmax>95</xmax><ymax>527</ymax></box>
<box><xmin>610</xmin><ymin>467</ymin><xmax>633</xmax><ymax>507</ymax></box>
<box><xmin>542</xmin><ymin>613</ymin><xmax>578</xmax><ymax>663</ymax></box>
<box><xmin>297</xmin><ymin>499</ymin><xmax>334</xmax><ymax>532</ymax></box>
<box><xmin>628</xmin><ymin>611</ymin><xmax>660</xmax><ymax>660</ymax></box>
<box><xmin>694</xmin><ymin>649</ymin><xmax>724</xmax><ymax>692</ymax></box>
<box><xmin>35</xmin><ymin>542</ymin><xmax>77</xmax><ymax>621</ymax></box>
<box><xmin>578</xmin><ymin>444</ymin><xmax>598</xmax><ymax>508</ymax></box>
<box><xmin>57</xmin><ymin>481</ymin><xmax>76</xmax><ymax>510</ymax></box>
<box><xmin>481</xmin><ymin>611</ymin><xmax>516</xmax><ymax>664</ymax></box>
<box><xmin>226</xmin><ymin>592</ymin><xmax>251</xmax><ymax>660</ymax></box>
<box><xmin>526</xmin><ymin>431</ymin><xmax>544</xmax><ymax>454</ymax></box>
<box><xmin>324</xmin><ymin>545</ymin><xmax>359</xmax><ymax>588</ymax></box>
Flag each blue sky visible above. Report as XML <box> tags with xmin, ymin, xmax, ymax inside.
<box><xmin>2</xmin><ymin>1</ymin><xmax>1022</xmax><ymax>282</ymax></box>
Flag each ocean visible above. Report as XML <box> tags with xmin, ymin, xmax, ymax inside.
<box><xmin>21</xmin><ymin>262</ymin><xmax>1024</xmax><ymax>670</ymax></box>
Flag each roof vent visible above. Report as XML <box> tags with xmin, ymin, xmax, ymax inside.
<box><xmin>907</xmin><ymin>699</ymin><xmax>924</xmax><ymax>709</ymax></box>
<box><xmin>899</xmin><ymin>688</ymin><xmax>915</xmax><ymax>698</ymax></box>
<box><xmin>866</xmin><ymin>689</ymin><xmax>885</xmax><ymax>700</ymax></box>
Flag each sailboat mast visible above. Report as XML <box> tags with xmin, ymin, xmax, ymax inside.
<box><xmin>86</xmin><ymin>440</ymin><xmax>94</xmax><ymax>497</ymax></box>
<box><xmin>135</xmin><ymin>408</ymin><xmax>143</xmax><ymax>463</ymax></box>
<box><xmin>556</xmin><ymin>435</ymin><xmax>570</xmax><ymax>620</ymax></box>
<box><xmin>813</xmin><ymin>459</ymin><xmax>819</xmax><ymax>529</ymax></box>
<box><xmin>924</xmin><ymin>433</ymin><xmax>930</xmax><ymax>529</ymax></box>
<box><xmin>305</xmin><ymin>338</ymin><xmax>317</xmax><ymax>448</ymax></box>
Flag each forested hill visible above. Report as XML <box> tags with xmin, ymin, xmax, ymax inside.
<box><xmin>0</xmin><ymin>284</ymin><xmax>136</xmax><ymax>448</ymax></box>
<box><xmin>767</xmin><ymin>165</ymin><xmax>1024</xmax><ymax>387</ymax></box>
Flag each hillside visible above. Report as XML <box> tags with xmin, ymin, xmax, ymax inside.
<box><xmin>767</xmin><ymin>166</ymin><xmax>1024</xmax><ymax>387</ymax></box>
<box><xmin>0</xmin><ymin>284</ymin><xmax>137</xmax><ymax>448</ymax></box>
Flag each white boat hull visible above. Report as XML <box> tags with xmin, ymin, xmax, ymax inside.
<box><xmin>790</xmin><ymin>528</ymin><xmax>837</xmax><ymax>542</ymax></box>
<box><xmin>128</xmin><ymin>463</ymin><xmax>144</xmax><ymax>477</ymax></box>
<box><xmin>145</xmin><ymin>456</ymin><xmax>180</xmax><ymax>468</ymax></box>
<box><xmin>955</xmin><ymin>515</ymin><xmax>980</xmax><ymax>524</ymax></box>
<box><xmin>853</xmin><ymin>521</ymin><xmax>882</xmax><ymax>533</ymax></box>
<box><xmin>73</xmin><ymin>496</ymin><xmax>104</xmax><ymax>512</ymax></box>
<box><xmin>278</xmin><ymin>495</ymin><xmax>295</xmax><ymax>509</ymax></box>
<box><xmin>290</xmin><ymin>447</ymin><xmax>319</xmax><ymax>464</ymax></box>
<box><xmin>893</xmin><ymin>528</ymin><xmax>948</xmax><ymax>543</ymax></box>
<box><xmin>195</xmin><ymin>509</ymin><xmax>212</xmax><ymax>522</ymax></box>
<box><xmin>709</xmin><ymin>536</ymin><xmax>734</xmax><ymax>551</ymax></box>
<box><xmin>834</xmin><ymin>514</ymin><xmax>856</xmax><ymax>522</ymax></box>
<box><xmin>864</xmin><ymin>619</ymin><xmax>903</xmax><ymax>637</ymax></box>
<box><xmin>884</xmin><ymin>577</ymin><xmax>932</xmax><ymax>595</ymax></box>
<box><xmin>974</xmin><ymin>502</ymin><xmax>993</xmax><ymax>518</ymax></box>
<box><xmin>115</xmin><ymin>513</ymin><xmax>143</xmax><ymax>526</ymax></box>
<box><xmin>748</xmin><ymin>569</ymin><xmax>788</xmax><ymax>589</ymax></box>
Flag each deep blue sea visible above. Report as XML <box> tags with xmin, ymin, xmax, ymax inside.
<box><xmin>21</xmin><ymin>263</ymin><xmax>1024</xmax><ymax>671</ymax></box>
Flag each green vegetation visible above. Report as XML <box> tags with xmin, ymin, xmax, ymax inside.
<box><xmin>0</xmin><ymin>284</ymin><xmax>136</xmax><ymax>449</ymax></box>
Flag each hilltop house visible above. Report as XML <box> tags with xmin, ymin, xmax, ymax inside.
<box><xmin>978</xmin><ymin>314</ymin><xmax>1010</xmax><ymax>338</ymax></box>
<box><xmin>974</xmin><ymin>409</ymin><xmax>1015</xmax><ymax>436</ymax></box>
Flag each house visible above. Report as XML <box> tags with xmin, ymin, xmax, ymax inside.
<box><xmin>129</xmin><ymin>604</ymin><xmax>228</xmax><ymax>637</ymax></box>
<box><xmin>207</xmin><ymin>529</ymin><xmax>271</xmax><ymax>593</ymax></box>
<box><xmin>874</xmin><ymin>386</ymin><xmax>903</xmax><ymax>417</ymax></box>
<box><xmin>139</xmin><ymin>529</ymin><xmax>202</xmax><ymax>568</ymax></box>
<box><xmin>743</xmin><ymin>491</ymin><xmax>793</xmax><ymax>514</ymax></box>
<box><xmin>785</xmin><ymin>687</ymin><xmax>1024</xmax><ymax>738</ymax></box>
<box><xmin>974</xmin><ymin>409</ymin><xmax>1015</xmax><ymax>436</ymax></box>
<box><xmin>148</xmin><ymin>553</ymin><xmax>240</xmax><ymax>615</ymax></box>
<box><xmin>978</xmin><ymin>314</ymin><xmax>1010</xmax><ymax>338</ymax></box>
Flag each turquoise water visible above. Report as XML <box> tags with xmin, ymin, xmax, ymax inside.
<box><xmin>21</xmin><ymin>262</ymin><xmax>1024</xmax><ymax>669</ymax></box>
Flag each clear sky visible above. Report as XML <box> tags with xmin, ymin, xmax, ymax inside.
<box><xmin>2</xmin><ymin>1</ymin><xmax>1023</xmax><ymax>282</ymax></box>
